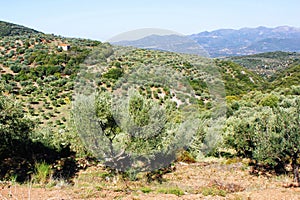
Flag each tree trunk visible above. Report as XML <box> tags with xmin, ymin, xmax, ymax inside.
<box><xmin>292</xmin><ymin>153</ymin><xmax>300</xmax><ymax>184</ymax></box>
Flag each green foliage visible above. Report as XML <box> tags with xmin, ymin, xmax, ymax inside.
<box><xmin>10</xmin><ymin>64</ymin><xmax>22</xmax><ymax>73</ymax></box>
<box><xmin>270</xmin><ymin>64</ymin><xmax>300</xmax><ymax>89</ymax></box>
<box><xmin>73</xmin><ymin>89</ymin><xmax>197</xmax><ymax>172</ymax></box>
<box><xmin>216</xmin><ymin>60</ymin><xmax>265</xmax><ymax>95</ymax></box>
<box><xmin>30</xmin><ymin>126</ymin><xmax>87</xmax><ymax>156</ymax></box>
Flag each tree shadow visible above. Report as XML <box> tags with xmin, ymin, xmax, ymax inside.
<box><xmin>0</xmin><ymin>139</ymin><xmax>78</xmax><ymax>183</ymax></box>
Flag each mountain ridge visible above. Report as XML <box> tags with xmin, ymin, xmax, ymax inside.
<box><xmin>112</xmin><ymin>26</ymin><xmax>300</xmax><ymax>57</ymax></box>
<box><xmin>190</xmin><ymin>26</ymin><xmax>300</xmax><ymax>57</ymax></box>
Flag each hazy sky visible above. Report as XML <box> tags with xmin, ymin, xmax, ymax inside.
<box><xmin>1</xmin><ymin>0</ymin><xmax>299</xmax><ymax>41</ymax></box>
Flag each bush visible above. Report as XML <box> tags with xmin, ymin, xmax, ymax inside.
<box><xmin>140</xmin><ymin>187</ymin><xmax>152</xmax><ymax>193</ymax></box>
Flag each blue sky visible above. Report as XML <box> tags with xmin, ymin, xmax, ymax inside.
<box><xmin>1</xmin><ymin>0</ymin><xmax>299</xmax><ymax>41</ymax></box>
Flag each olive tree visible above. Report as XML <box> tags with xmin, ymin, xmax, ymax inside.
<box><xmin>225</xmin><ymin>95</ymin><xmax>300</xmax><ymax>184</ymax></box>
<box><xmin>73</xmin><ymin>90</ymin><xmax>197</xmax><ymax>173</ymax></box>
<box><xmin>0</xmin><ymin>95</ymin><xmax>35</xmax><ymax>157</ymax></box>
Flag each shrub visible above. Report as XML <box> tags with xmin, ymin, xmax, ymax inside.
<box><xmin>73</xmin><ymin>89</ymin><xmax>195</xmax><ymax>173</ymax></box>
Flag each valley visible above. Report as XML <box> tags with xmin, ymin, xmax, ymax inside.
<box><xmin>1</xmin><ymin>20</ymin><xmax>300</xmax><ymax>199</ymax></box>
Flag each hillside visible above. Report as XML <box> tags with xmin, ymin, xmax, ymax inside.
<box><xmin>0</xmin><ymin>21</ymin><xmax>40</xmax><ymax>37</ymax></box>
<box><xmin>270</xmin><ymin>64</ymin><xmax>300</xmax><ymax>89</ymax></box>
<box><xmin>0</xmin><ymin>33</ymin><xmax>104</xmax><ymax>131</ymax></box>
<box><xmin>0</xmin><ymin>29</ymin><xmax>267</xmax><ymax>183</ymax></box>
<box><xmin>0</xmin><ymin>31</ymin><xmax>265</xmax><ymax>131</ymax></box>
<box><xmin>215</xmin><ymin>60</ymin><xmax>265</xmax><ymax>95</ymax></box>
<box><xmin>226</xmin><ymin>51</ymin><xmax>300</xmax><ymax>78</ymax></box>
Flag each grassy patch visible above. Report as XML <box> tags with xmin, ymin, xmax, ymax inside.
<box><xmin>32</xmin><ymin>162</ymin><xmax>51</xmax><ymax>185</ymax></box>
<box><xmin>140</xmin><ymin>187</ymin><xmax>152</xmax><ymax>193</ymax></box>
<box><xmin>200</xmin><ymin>186</ymin><xmax>227</xmax><ymax>197</ymax></box>
<box><xmin>157</xmin><ymin>187</ymin><xmax>184</xmax><ymax>196</ymax></box>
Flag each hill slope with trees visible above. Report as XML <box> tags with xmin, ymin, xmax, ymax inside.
<box><xmin>227</xmin><ymin>51</ymin><xmax>300</xmax><ymax>78</ymax></box>
<box><xmin>0</xmin><ymin>21</ymin><xmax>41</xmax><ymax>37</ymax></box>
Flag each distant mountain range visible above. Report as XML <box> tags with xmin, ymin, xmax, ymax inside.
<box><xmin>190</xmin><ymin>26</ymin><xmax>300</xmax><ymax>57</ymax></box>
<box><xmin>113</xmin><ymin>26</ymin><xmax>300</xmax><ymax>57</ymax></box>
<box><xmin>113</xmin><ymin>34</ymin><xmax>209</xmax><ymax>57</ymax></box>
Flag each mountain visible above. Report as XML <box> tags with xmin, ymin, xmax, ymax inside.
<box><xmin>0</xmin><ymin>20</ymin><xmax>40</xmax><ymax>37</ymax></box>
<box><xmin>113</xmin><ymin>26</ymin><xmax>300</xmax><ymax>57</ymax></box>
<box><xmin>190</xmin><ymin>26</ymin><xmax>300</xmax><ymax>57</ymax></box>
<box><xmin>113</xmin><ymin>34</ymin><xmax>209</xmax><ymax>57</ymax></box>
